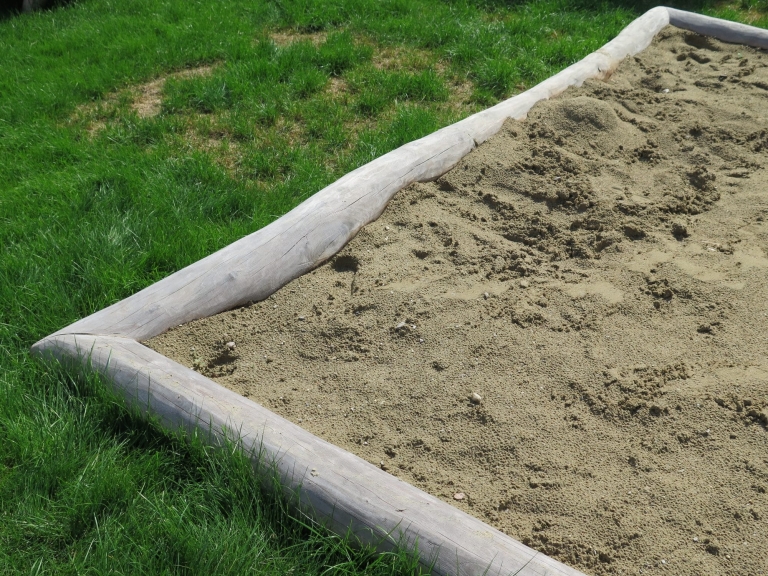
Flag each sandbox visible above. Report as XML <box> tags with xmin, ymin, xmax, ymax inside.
<box><xmin>33</xmin><ymin>8</ymin><xmax>768</xmax><ymax>576</ymax></box>
<box><xmin>148</xmin><ymin>27</ymin><xmax>768</xmax><ymax>576</ymax></box>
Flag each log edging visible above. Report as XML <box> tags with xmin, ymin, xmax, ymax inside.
<box><xmin>31</xmin><ymin>8</ymin><xmax>768</xmax><ymax>576</ymax></box>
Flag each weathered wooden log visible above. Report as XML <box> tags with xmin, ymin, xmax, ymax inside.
<box><xmin>32</xmin><ymin>8</ymin><xmax>768</xmax><ymax>576</ymax></box>
<box><xmin>667</xmin><ymin>7</ymin><xmax>768</xmax><ymax>48</ymax></box>
<box><xmin>47</xmin><ymin>7</ymin><xmax>679</xmax><ymax>343</ymax></box>
<box><xmin>36</xmin><ymin>333</ymin><xmax>584</xmax><ymax>576</ymax></box>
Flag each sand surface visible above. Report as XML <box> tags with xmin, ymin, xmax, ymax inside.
<box><xmin>147</xmin><ymin>29</ymin><xmax>768</xmax><ymax>576</ymax></box>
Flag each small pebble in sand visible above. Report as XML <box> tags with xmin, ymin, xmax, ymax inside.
<box><xmin>311</xmin><ymin>468</ymin><xmax>318</xmax><ymax>477</ymax></box>
<box><xmin>454</xmin><ymin>492</ymin><xmax>466</xmax><ymax>500</ymax></box>
<box><xmin>226</xmin><ymin>341</ymin><xmax>236</xmax><ymax>350</ymax></box>
<box><xmin>470</xmin><ymin>392</ymin><xmax>483</xmax><ymax>404</ymax></box>
<box><xmin>298</xmin><ymin>316</ymin><xmax>305</xmax><ymax>321</ymax></box>
<box><xmin>483</xmin><ymin>292</ymin><xmax>489</xmax><ymax>299</ymax></box>
<box><xmin>519</xmin><ymin>279</ymin><xmax>529</xmax><ymax>288</ymax></box>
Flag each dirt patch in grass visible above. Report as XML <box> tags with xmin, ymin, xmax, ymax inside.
<box><xmin>326</xmin><ymin>76</ymin><xmax>349</xmax><ymax>96</ymax></box>
<box><xmin>270</xmin><ymin>30</ymin><xmax>328</xmax><ymax>47</ymax></box>
<box><xmin>443</xmin><ymin>75</ymin><xmax>477</xmax><ymax>114</ymax></box>
<box><xmin>372</xmin><ymin>44</ymin><xmax>435</xmax><ymax>71</ymax></box>
<box><xmin>185</xmin><ymin>129</ymin><xmax>242</xmax><ymax>173</ymax></box>
<box><xmin>72</xmin><ymin>64</ymin><xmax>215</xmax><ymax>135</ymax></box>
<box><xmin>149</xmin><ymin>28</ymin><xmax>768</xmax><ymax>576</ymax></box>
<box><xmin>131</xmin><ymin>65</ymin><xmax>214</xmax><ymax>119</ymax></box>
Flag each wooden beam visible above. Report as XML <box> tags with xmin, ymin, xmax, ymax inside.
<box><xmin>43</xmin><ymin>7</ymin><xmax>677</xmax><ymax>344</ymax></box>
<box><xmin>33</xmin><ymin>334</ymin><xmax>586</xmax><ymax>576</ymax></box>
<box><xmin>31</xmin><ymin>8</ymin><xmax>768</xmax><ymax>576</ymax></box>
<box><xmin>668</xmin><ymin>7</ymin><xmax>768</xmax><ymax>48</ymax></box>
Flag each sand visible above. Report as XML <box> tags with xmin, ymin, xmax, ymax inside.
<box><xmin>147</xmin><ymin>28</ymin><xmax>768</xmax><ymax>576</ymax></box>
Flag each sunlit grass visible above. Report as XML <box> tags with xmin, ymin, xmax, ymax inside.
<box><xmin>1</xmin><ymin>0</ymin><xmax>765</xmax><ymax>573</ymax></box>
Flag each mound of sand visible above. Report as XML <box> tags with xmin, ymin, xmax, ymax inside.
<box><xmin>148</xmin><ymin>28</ymin><xmax>768</xmax><ymax>576</ymax></box>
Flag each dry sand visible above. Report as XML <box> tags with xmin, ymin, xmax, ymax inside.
<box><xmin>147</xmin><ymin>28</ymin><xmax>768</xmax><ymax>576</ymax></box>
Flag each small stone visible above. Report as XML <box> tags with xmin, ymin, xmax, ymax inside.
<box><xmin>483</xmin><ymin>292</ymin><xmax>489</xmax><ymax>300</ymax></box>
<box><xmin>662</xmin><ymin>88</ymin><xmax>670</xmax><ymax>93</ymax></box>
<box><xmin>693</xmin><ymin>537</ymin><xmax>699</xmax><ymax>542</ymax></box>
<box><xmin>454</xmin><ymin>492</ymin><xmax>466</xmax><ymax>500</ymax></box>
<box><xmin>298</xmin><ymin>316</ymin><xmax>305</xmax><ymax>321</ymax></box>
<box><xmin>470</xmin><ymin>392</ymin><xmax>483</xmax><ymax>404</ymax></box>
<box><xmin>395</xmin><ymin>321</ymin><xmax>407</xmax><ymax>329</ymax></box>
<box><xmin>311</xmin><ymin>468</ymin><xmax>319</xmax><ymax>477</ymax></box>
<box><xmin>519</xmin><ymin>279</ymin><xmax>529</xmax><ymax>288</ymax></box>
<box><xmin>226</xmin><ymin>341</ymin><xmax>236</xmax><ymax>350</ymax></box>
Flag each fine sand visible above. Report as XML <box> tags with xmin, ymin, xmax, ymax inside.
<box><xmin>147</xmin><ymin>28</ymin><xmax>768</xmax><ymax>576</ymax></box>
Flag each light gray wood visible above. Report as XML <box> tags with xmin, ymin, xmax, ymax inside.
<box><xmin>48</xmin><ymin>126</ymin><xmax>475</xmax><ymax>342</ymax></box>
<box><xmin>44</xmin><ymin>8</ymin><xmax>768</xmax><ymax>345</ymax></box>
<box><xmin>43</xmin><ymin>7</ymin><xmax>675</xmax><ymax>344</ymax></box>
<box><xmin>31</xmin><ymin>8</ymin><xmax>768</xmax><ymax>576</ymax></box>
<box><xmin>453</xmin><ymin>6</ymin><xmax>672</xmax><ymax>144</ymax></box>
<box><xmin>668</xmin><ymin>7</ymin><xmax>768</xmax><ymax>49</ymax></box>
<box><xmin>32</xmin><ymin>334</ymin><xmax>586</xmax><ymax>576</ymax></box>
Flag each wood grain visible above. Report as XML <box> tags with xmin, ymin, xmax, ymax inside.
<box><xmin>44</xmin><ymin>7</ymin><xmax>679</xmax><ymax>344</ymax></box>
<box><xmin>32</xmin><ymin>8</ymin><xmax>768</xmax><ymax>576</ymax></box>
<box><xmin>33</xmin><ymin>334</ymin><xmax>586</xmax><ymax>576</ymax></box>
<box><xmin>668</xmin><ymin>8</ymin><xmax>768</xmax><ymax>49</ymax></box>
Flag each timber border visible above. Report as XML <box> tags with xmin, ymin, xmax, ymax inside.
<box><xmin>32</xmin><ymin>9</ymin><xmax>768</xmax><ymax>576</ymax></box>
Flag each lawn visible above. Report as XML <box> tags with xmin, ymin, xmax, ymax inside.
<box><xmin>1</xmin><ymin>0</ymin><xmax>766</xmax><ymax>573</ymax></box>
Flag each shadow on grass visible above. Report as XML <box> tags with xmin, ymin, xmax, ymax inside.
<box><xmin>0</xmin><ymin>0</ymin><xmax>79</xmax><ymax>21</ymax></box>
<box><xmin>0</xmin><ymin>0</ymin><xmax>22</xmax><ymax>21</ymax></box>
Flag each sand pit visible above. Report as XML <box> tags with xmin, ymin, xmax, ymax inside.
<box><xmin>147</xmin><ymin>28</ymin><xmax>768</xmax><ymax>576</ymax></box>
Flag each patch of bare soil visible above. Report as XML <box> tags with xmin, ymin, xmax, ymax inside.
<box><xmin>147</xmin><ymin>29</ymin><xmax>768</xmax><ymax>576</ymax></box>
<box><xmin>130</xmin><ymin>65</ymin><xmax>214</xmax><ymax>119</ymax></box>
<box><xmin>72</xmin><ymin>65</ymin><xmax>215</xmax><ymax>135</ymax></box>
<box><xmin>270</xmin><ymin>30</ymin><xmax>328</xmax><ymax>47</ymax></box>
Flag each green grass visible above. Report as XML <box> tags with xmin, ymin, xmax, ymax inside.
<box><xmin>0</xmin><ymin>361</ymin><xmax>426</xmax><ymax>575</ymax></box>
<box><xmin>1</xmin><ymin>0</ymin><xmax>766</xmax><ymax>574</ymax></box>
